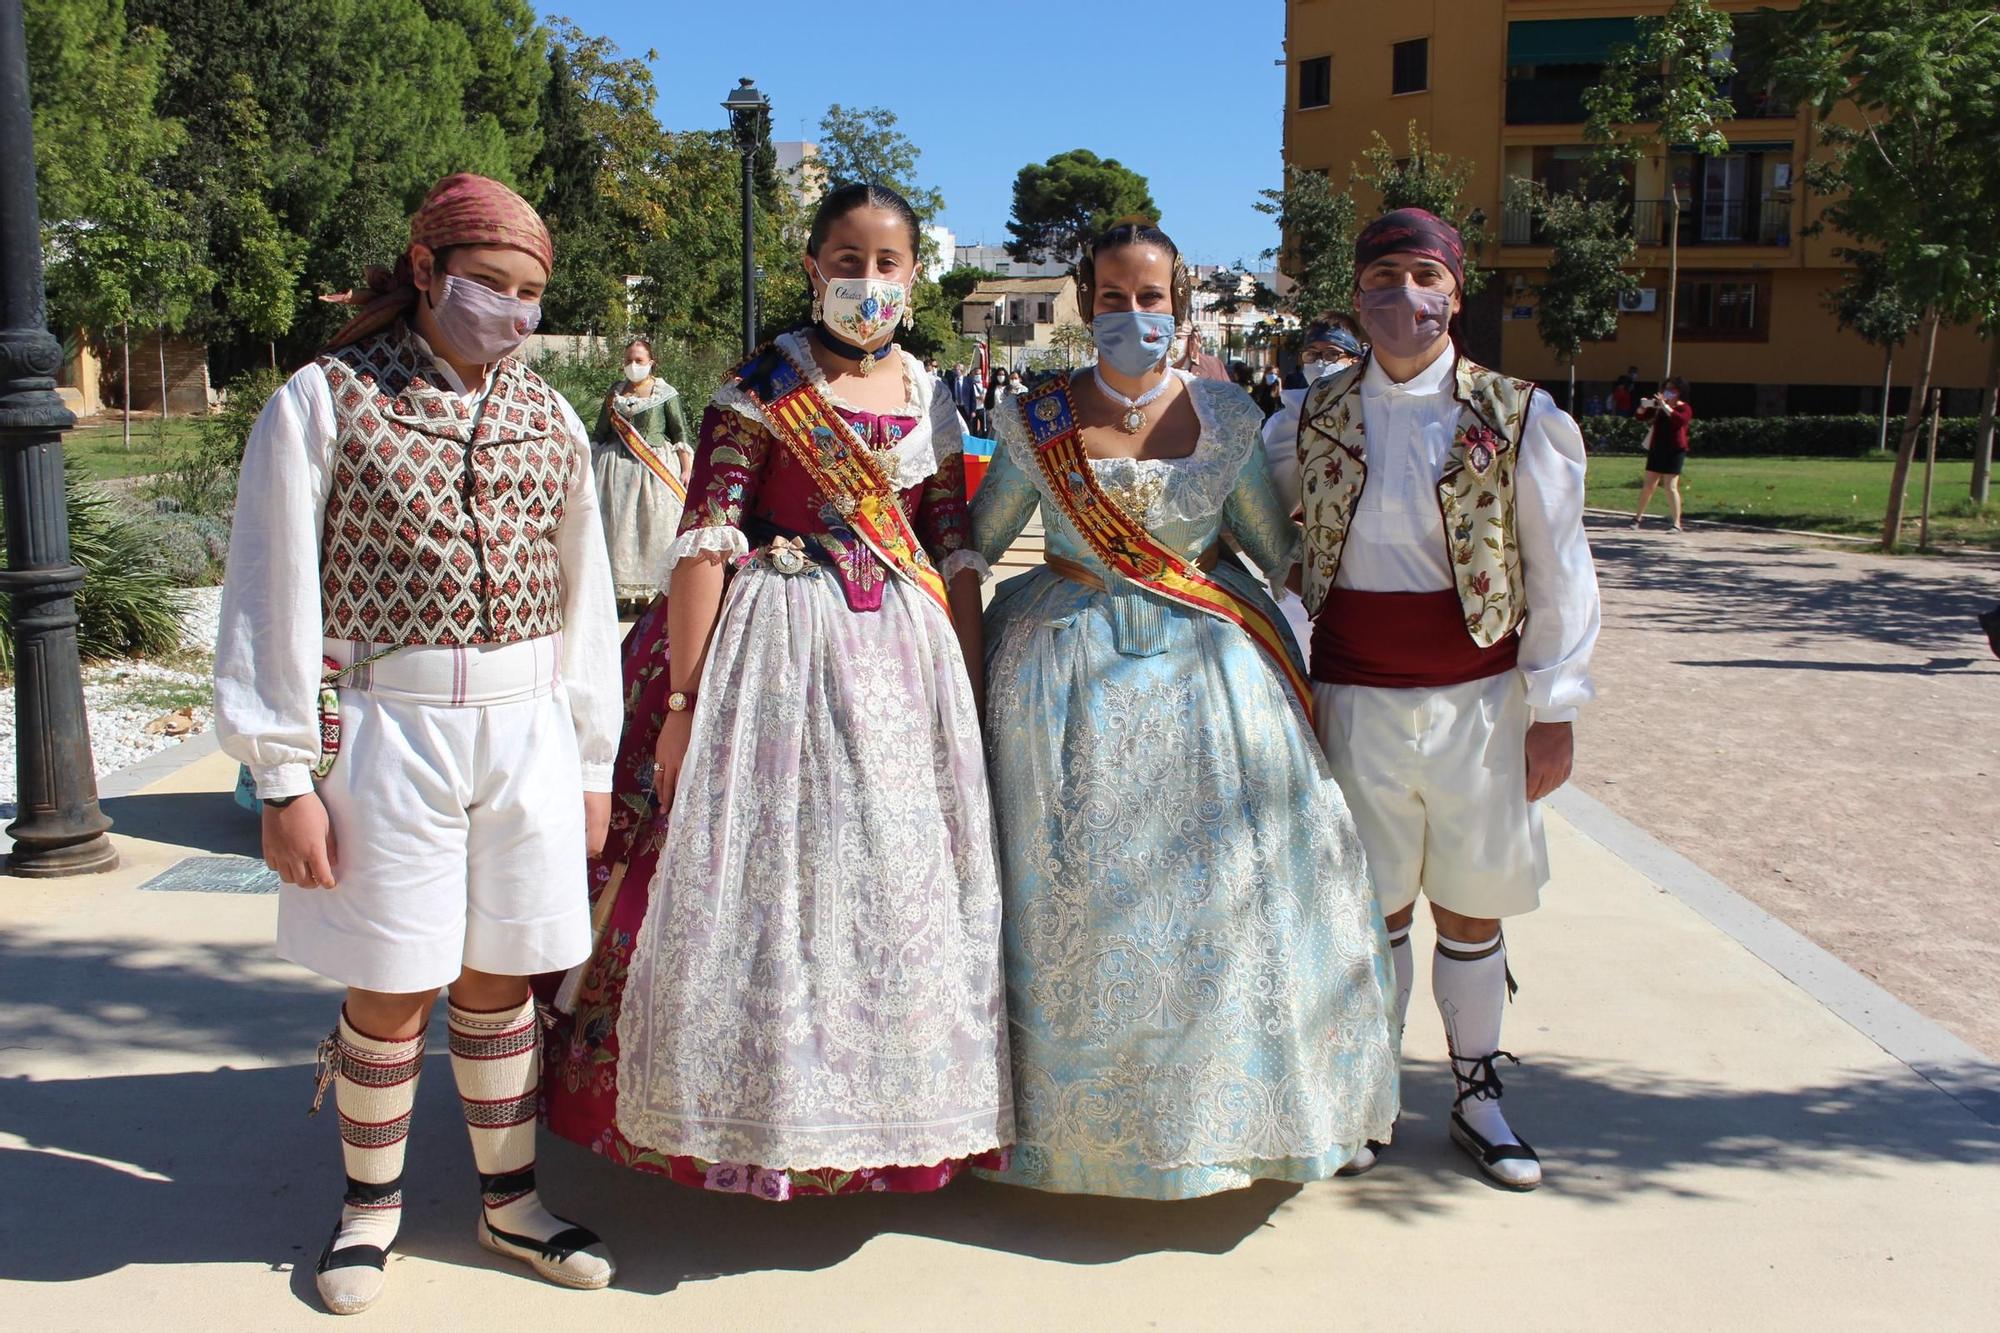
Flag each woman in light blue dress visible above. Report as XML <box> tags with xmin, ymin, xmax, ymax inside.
<box><xmin>969</xmin><ymin>222</ymin><xmax>1398</xmax><ymax>1199</ymax></box>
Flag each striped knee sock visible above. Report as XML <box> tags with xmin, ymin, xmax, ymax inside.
<box><xmin>446</xmin><ymin>997</ymin><xmax>566</xmax><ymax>1242</ymax></box>
<box><xmin>324</xmin><ymin>1009</ymin><xmax>423</xmax><ymax>1258</ymax></box>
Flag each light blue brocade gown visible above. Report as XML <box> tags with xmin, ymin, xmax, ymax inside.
<box><xmin>972</xmin><ymin>372</ymin><xmax>1399</xmax><ymax>1199</ymax></box>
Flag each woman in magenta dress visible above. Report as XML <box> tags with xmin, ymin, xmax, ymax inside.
<box><xmin>539</xmin><ymin>184</ymin><xmax>1009</xmax><ymax>1200</ymax></box>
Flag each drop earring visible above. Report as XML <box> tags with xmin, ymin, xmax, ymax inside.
<box><xmin>811</xmin><ymin>290</ymin><xmax>824</xmax><ymax>323</ymax></box>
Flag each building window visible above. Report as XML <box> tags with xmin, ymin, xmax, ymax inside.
<box><xmin>1036</xmin><ymin>299</ymin><xmax>1052</xmax><ymax>323</ymax></box>
<box><xmin>1675</xmin><ymin>273</ymin><xmax>1771</xmax><ymax>341</ymax></box>
<box><xmin>1299</xmin><ymin>56</ymin><xmax>1331</xmax><ymax>110</ymax></box>
<box><xmin>1506</xmin><ymin>18</ymin><xmax>1640</xmax><ymax>125</ymax></box>
<box><xmin>1392</xmin><ymin>39</ymin><xmax>1429</xmax><ymax>95</ymax></box>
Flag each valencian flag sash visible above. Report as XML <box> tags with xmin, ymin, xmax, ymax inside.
<box><xmin>606</xmin><ymin>392</ymin><xmax>687</xmax><ymax>505</ymax></box>
<box><xmin>1019</xmin><ymin>375</ymin><xmax>1315</xmax><ymax>724</ymax></box>
<box><xmin>738</xmin><ymin>348</ymin><xmax>951</xmax><ymax>617</ymax></box>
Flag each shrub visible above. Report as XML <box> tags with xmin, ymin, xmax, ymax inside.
<box><xmin>1581</xmin><ymin>413</ymin><xmax>1984</xmax><ymax>459</ymax></box>
<box><xmin>0</xmin><ymin>462</ymin><xmax>185</xmax><ymax>675</ymax></box>
<box><xmin>147</xmin><ymin>367</ymin><xmax>285</xmax><ymax>520</ymax></box>
<box><xmin>133</xmin><ymin>508</ymin><xmax>231</xmax><ymax>586</ymax></box>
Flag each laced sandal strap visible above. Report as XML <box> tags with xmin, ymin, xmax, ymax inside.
<box><xmin>1449</xmin><ymin>1050</ymin><xmax>1521</xmax><ymax>1110</ymax></box>
<box><xmin>309</xmin><ymin>1028</ymin><xmax>341</xmax><ymax>1116</ymax></box>
<box><xmin>316</xmin><ymin>1223</ymin><xmax>391</xmax><ymax>1274</ymax></box>
<box><xmin>484</xmin><ymin>1217</ymin><xmax>601</xmax><ymax>1263</ymax></box>
<box><xmin>1451</xmin><ymin>1111</ymin><xmax>1539</xmax><ymax>1164</ymax></box>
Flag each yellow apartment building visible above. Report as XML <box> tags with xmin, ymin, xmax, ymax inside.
<box><xmin>1282</xmin><ymin>0</ymin><xmax>1990</xmax><ymax>415</ymax></box>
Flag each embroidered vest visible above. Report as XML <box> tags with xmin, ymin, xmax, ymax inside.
<box><xmin>1296</xmin><ymin>352</ymin><xmax>1537</xmax><ymax>648</ymax></box>
<box><xmin>318</xmin><ymin>328</ymin><xmax>571</xmax><ymax>646</ymax></box>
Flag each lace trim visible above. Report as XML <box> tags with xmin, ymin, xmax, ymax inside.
<box><xmin>997</xmin><ymin>372</ymin><xmax>1263</xmax><ymax>527</ymax></box>
<box><xmin>613</xmin><ymin>379</ymin><xmax>679</xmax><ymax>415</ymax></box>
<box><xmin>656</xmin><ymin>525</ymin><xmax>748</xmax><ymax>586</ymax></box>
<box><xmin>940</xmin><ymin>549</ymin><xmax>991</xmax><ymax>585</ymax></box>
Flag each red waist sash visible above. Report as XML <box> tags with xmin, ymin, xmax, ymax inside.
<box><xmin>1310</xmin><ymin>588</ymin><xmax>1520</xmax><ymax>688</ymax></box>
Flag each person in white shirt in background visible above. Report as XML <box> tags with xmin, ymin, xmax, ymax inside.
<box><xmin>1294</xmin><ymin>208</ymin><xmax>1600</xmax><ymax>1191</ymax></box>
<box><xmin>213</xmin><ymin>173</ymin><xmax>621</xmax><ymax>1314</ymax></box>
<box><xmin>1257</xmin><ymin>315</ymin><xmax>1363</xmax><ymax>645</ymax></box>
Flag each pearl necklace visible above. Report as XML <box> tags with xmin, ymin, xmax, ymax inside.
<box><xmin>1092</xmin><ymin>366</ymin><xmax>1174</xmax><ymax>434</ymax></box>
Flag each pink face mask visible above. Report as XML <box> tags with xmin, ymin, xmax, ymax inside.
<box><xmin>430</xmin><ymin>274</ymin><xmax>541</xmax><ymax>362</ymax></box>
<box><xmin>1357</xmin><ymin>284</ymin><xmax>1453</xmax><ymax>359</ymax></box>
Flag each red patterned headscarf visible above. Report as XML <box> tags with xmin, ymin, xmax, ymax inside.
<box><xmin>1354</xmin><ymin>208</ymin><xmax>1464</xmax><ymax>291</ymax></box>
<box><xmin>323</xmin><ymin>173</ymin><xmax>553</xmax><ymax>351</ymax></box>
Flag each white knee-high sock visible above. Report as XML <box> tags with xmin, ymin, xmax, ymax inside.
<box><xmin>1388</xmin><ymin>924</ymin><xmax>1414</xmax><ymax>1046</ymax></box>
<box><xmin>447</xmin><ymin>997</ymin><xmax>568</xmax><ymax>1243</ymax></box>
<box><xmin>1433</xmin><ymin>930</ymin><xmax>1522</xmax><ymax>1147</ymax></box>
<box><xmin>322</xmin><ymin>1009</ymin><xmax>424</xmax><ymax>1256</ymax></box>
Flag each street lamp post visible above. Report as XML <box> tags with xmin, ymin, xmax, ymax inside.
<box><xmin>722</xmin><ymin>78</ymin><xmax>769</xmax><ymax>361</ymax></box>
<box><xmin>0</xmin><ymin>0</ymin><xmax>116</xmax><ymax>876</ymax></box>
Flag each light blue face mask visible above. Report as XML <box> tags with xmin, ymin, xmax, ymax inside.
<box><xmin>1091</xmin><ymin>310</ymin><xmax>1177</xmax><ymax>377</ymax></box>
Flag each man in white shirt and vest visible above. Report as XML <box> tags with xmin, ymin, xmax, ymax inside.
<box><xmin>1294</xmin><ymin>209</ymin><xmax>1600</xmax><ymax>1190</ymax></box>
<box><xmin>215</xmin><ymin>174</ymin><xmax>623</xmax><ymax>1311</ymax></box>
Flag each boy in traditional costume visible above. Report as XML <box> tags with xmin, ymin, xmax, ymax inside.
<box><xmin>215</xmin><ymin>173</ymin><xmax>622</xmax><ymax>1312</ymax></box>
<box><xmin>1294</xmin><ymin>209</ymin><xmax>1600</xmax><ymax>1190</ymax></box>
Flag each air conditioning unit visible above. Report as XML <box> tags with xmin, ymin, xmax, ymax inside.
<box><xmin>1620</xmin><ymin>287</ymin><xmax>1659</xmax><ymax>314</ymax></box>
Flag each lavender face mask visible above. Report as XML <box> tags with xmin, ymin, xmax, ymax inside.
<box><xmin>1357</xmin><ymin>285</ymin><xmax>1453</xmax><ymax>359</ymax></box>
<box><xmin>431</xmin><ymin>274</ymin><xmax>541</xmax><ymax>362</ymax></box>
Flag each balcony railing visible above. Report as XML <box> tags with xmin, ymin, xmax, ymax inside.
<box><xmin>1631</xmin><ymin>198</ymin><xmax>1792</xmax><ymax>247</ymax></box>
<box><xmin>1502</xmin><ymin>198</ymin><xmax>1792</xmax><ymax>248</ymax></box>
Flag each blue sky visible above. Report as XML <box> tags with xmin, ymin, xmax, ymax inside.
<box><xmin>546</xmin><ymin>2</ymin><xmax>1289</xmax><ymax>268</ymax></box>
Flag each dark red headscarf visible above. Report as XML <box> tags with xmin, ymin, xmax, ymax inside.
<box><xmin>1354</xmin><ymin>208</ymin><xmax>1465</xmax><ymax>291</ymax></box>
<box><xmin>323</xmin><ymin>173</ymin><xmax>553</xmax><ymax>351</ymax></box>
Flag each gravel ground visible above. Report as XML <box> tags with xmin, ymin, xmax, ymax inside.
<box><xmin>1575</xmin><ymin>515</ymin><xmax>2000</xmax><ymax>1057</ymax></box>
<box><xmin>0</xmin><ymin>585</ymin><xmax>221</xmax><ymax>816</ymax></box>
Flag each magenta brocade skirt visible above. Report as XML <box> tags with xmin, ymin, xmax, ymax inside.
<box><xmin>534</xmin><ymin>595</ymin><xmax>1005</xmax><ymax>1199</ymax></box>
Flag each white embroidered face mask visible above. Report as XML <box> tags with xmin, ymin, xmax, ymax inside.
<box><xmin>624</xmin><ymin>361</ymin><xmax>651</xmax><ymax>383</ymax></box>
<box><xmin>811</xmin><ymin>260</ymin><xmax>906</xmax><ymax>351</ymax></box>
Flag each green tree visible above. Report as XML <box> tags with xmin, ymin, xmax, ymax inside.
<box><xmin>1256</xmin><ymin>166</ymin><xmax>1359</xmax><ymax>320</ymax></box>
<box><xmin>531</xmin><ymin>19</ymin><xmax>663</xmax><ymax>333</ymax></box>
<box><xmin>27</xmin><ymin>0</ymin><xmax>210</xmax><ymax>440</ymax></box>
<box><xmin>1049</xmin><ymin>320</ymin><xmax>1095</xmax><ymax>369</ymax></box>
<box><xmin>1353</xmin><ymin>124</ymin><xmax>1492</xmax><ymax>297</ymax></box>
<box><xmin>1514</xmin><ymin>181</ymin><xmax>1639</xmax><ymax>409</ymax></box>
<box><xmin>1826</xmin><ymin>248</ymin><xmax>1922</xmax><ymax>456</ymax></box>
<box><xmin>169</xmin><ymin>74</ymin><xmax>306</xmax><ymax>360</ymax></box>
<box><xmin>128</xmin><ymin>0</ymin><xmax>546</xmax><ymax>359</ymax></box>
<box><xmin>1584</xmin><ymin>0</ymin><xmax>1735</xmax><ymax>383</ymax></box>
<box><xmin>1766</xmin><ymin>0</ymin><xmax>2000</xmax><ymax>546</ymax></box>
<box><xmin>1005</xmin><ymin>149</ymin><xmax>1157</xmax><ymax>267</ymax></box>
<box><xmin>940</xmin><ymin>268</ymin><xmax>1000</xmax><ymax>307</ymax></box>
<box><xmin>815</xmin><ymin>104</ymin><xmax>945</xmax><ymax>220</ymax></box>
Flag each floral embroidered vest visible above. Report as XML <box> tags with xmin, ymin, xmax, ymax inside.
<box><xmin>1296</xmin><ymin>352</ymin><xmax>1536</xmax><ymax>648</ymax></box>
<box><xmin>318</xmin><ymin>327</ymin><xmax>571</xmax><ymax>646</ymax></box>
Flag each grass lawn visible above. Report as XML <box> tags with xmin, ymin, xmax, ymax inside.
<box><xmin>64</xmin><ymin>419</ymin><xmax>206</xmax><ymax>482</ymax></box>
<box><xmin>1586</xmin><ymin>453</ymin><xmax>2000</xmax><ymax>551</ymax></box>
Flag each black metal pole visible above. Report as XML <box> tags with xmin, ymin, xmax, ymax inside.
<box><xmin>738</xmin><ymin>144</ymin><xmax>755</xmax><ymax>359</ymax></box>
<box><xmin>0</xmin><ymin>0</ymin><xmax>115</xmax><ymax>875</ymax></box>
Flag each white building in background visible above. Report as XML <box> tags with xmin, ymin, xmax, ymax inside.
<box><xmin>771</xmin><ymin>141</ymin><xmax>827</xmax><ymax>203</ymax></box>
<box><xmin>922</xmin><ymin>224</ymin><xmax>956</xmax><ymax>283</ymax></box>
<box><xmin>950</xmin><ymin>243</ymin><xmax>1068</xmax><ymax>278</ymax></box>
<box><xmin>1183</xmin><ymin>265</ymin><xmax>1299</xmax><ymax>369</ymax></box>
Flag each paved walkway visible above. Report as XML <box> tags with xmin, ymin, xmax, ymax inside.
<box><xmin>1576</xmin><ymin>516</ymin><xmax>2000</xmax><ymax>1057</ymax></box>
<box><xmin>3</xmin><ymin>727</ymin><xmax>1997</xmax><ymax>1328</ymax></box>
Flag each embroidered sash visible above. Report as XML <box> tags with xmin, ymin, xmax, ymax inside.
<box><xmin>1018</xmin><ymin>376</ymin><xmax>1315</xmax><ymax>723</ymax></box>
<box><xmin>606</xmin><ymin>397</ymin><xmax>687</xmax><ymax>505</ymax></box>
<box><xmin>740</xmin><ymin>352</ymin><xmax>951</xmax><ymax>617</ymax></box>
